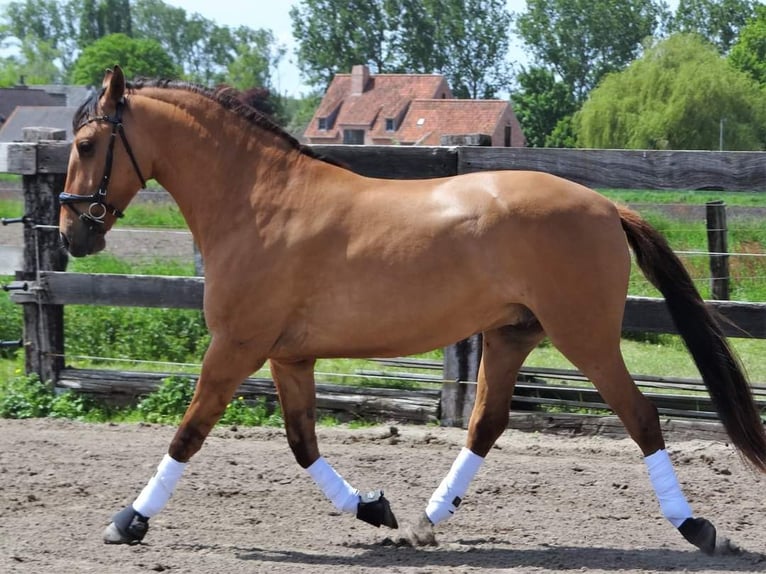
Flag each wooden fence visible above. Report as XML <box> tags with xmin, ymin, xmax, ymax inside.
<box><xmin>2</xmin><ymin>128</ymin><xmax>766</xmax><ymax>430</ymax></box>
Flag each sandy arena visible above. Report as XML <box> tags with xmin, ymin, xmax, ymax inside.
<box><xmin>0</xmin><ymin>418</ymin><xmax>764</xmax><ymax>573</ymax></box>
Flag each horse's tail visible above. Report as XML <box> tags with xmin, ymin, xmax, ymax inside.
<box><xmin>617</xmin><ymin>205</ymin><xmax>766</xmax><ymax>472</ymax></box>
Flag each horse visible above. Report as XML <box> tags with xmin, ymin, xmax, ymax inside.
<box><xmin>58</xmin><ymin>66</ymin><xmax>766</xmax><ymax>554</ymax></box>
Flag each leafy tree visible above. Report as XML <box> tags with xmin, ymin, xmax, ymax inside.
<box><xmin>290</xmin><ymin>0</ymin><xmax>512</xmax><ymax>98</ymax></box>
<box><xmin>670</xmin><ymin>0</ymin><xmax>757</xmax><ymax>53</ymax></box>
<box><xmin>577</xmin><ymin>34</ymin><xmax>766</xmax><ymax>150</ymax></box>
<box><xmin>729</xmin><ymin>5</ymin><xmax>766</xmax><ymax>85</ymax></box>
<box><xmin>225</xmin><ymin>26</ymin><xmax>285</xmax><ymax>91</ymax></box>
<box><xmin>516</xmin><ymin>0</ymin><xmax>669</xmax><ymax>102</ymax></box>
<box><xmin>290</xmin><ymin>0</ymin><xmax>390</xmax><ymax>87</ymax></box>
<box><xmin>1</xmin><ymin>0</ymin><xmax>80</xmax><ymax>72</ymax></box>
<box><xmin>389</xmin><ymin>0</ymin><xmax>512</xmax><ymax>98</ymax></box>
<box><xmin>70</xmin><ymin>33</ymin><xmax>178</xmax><ymax>86</ymax></box>
<box><xmin>511</xmin><ymin>66</ymin><xmax>576</xmax><ymax>147</ymax></box>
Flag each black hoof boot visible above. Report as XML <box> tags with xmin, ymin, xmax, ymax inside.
<box><xmin>103</xmin><ymin>505</ymin><xmax>149</xmax><ymax>544</ymax></box>
<box><xmin>678</xmin><ymin>517</ymin><xmax>740</xmax><ymax>555</ymax></box>
<box><xmin>356</xmin><ymin>490</ymin><xmax>398</xmax><ymax>529</ymax></box>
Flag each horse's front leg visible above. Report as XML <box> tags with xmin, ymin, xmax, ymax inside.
<box><xmin>104</xmin><ymin>336</ymin><xmax>265</xmax><ymax>544</ymax></box>
<box><xmin>269</xmin><ymin>357</ymin><xmax>398</xmax><ymax>529</ymax></box>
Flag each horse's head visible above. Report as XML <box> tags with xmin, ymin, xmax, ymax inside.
<box><xmin>59</xmin><ymin>65</ymin><xmax>147</xmax><ymax>257</ymax></box>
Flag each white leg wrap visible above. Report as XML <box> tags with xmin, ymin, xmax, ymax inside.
<box><xmin>132</xmin><ymin>454</ymin><xmax>188</xmax><ymax>518</ymax></box>
<box><xmin>306</xmin><ymin>457</ymin><xmax>359</xmax><ymax>514</ymax></box>
<box><xmin>426</xmin><ymin>447</ymin><xmax>484</xmax><ymax>525</ymax></box>
<box><xmin>645</xmin><ymin>449</ymin><xmax>693</xmax><ymax>528</ymax></box>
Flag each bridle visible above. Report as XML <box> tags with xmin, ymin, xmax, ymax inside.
<box><xmin>59</xmin><ymin>97</ymin><xmax>146</xmax><ymax>229</ymax></box>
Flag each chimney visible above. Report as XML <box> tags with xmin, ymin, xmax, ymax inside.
<box><xmin>350</xmin><ymin>64</ymin><xmax>369</xmax><ymax>95</ymax></box>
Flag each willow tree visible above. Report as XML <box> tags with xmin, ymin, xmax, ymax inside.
<box><xmin>577</xmin><ymin>34</ymin><xmax>766</xmax><ymax>150</ymax></box>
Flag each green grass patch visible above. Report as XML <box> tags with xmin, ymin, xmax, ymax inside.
<box><xmin>599</xmin><ymin>189</ymin><xmax>766</xmax><ymax>207</ymax></box>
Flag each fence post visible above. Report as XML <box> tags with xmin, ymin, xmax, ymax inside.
<box><xmin>705</xmin><ymin>200</ymin><xmax>729</xmax><ymax>300</ymax></box>
<box><xmin>439</xmin><ymin>134</ymin><xmax>490</xmax><ymax>427</ymax></box>
<box><xmin>19</xmin><ymin>128</ymin><xmax>68</xmax><ymax>383</ymax></box>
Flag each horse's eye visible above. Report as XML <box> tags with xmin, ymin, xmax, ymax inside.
<box><xmin>77</xmin><ymin>139</ymin><xmax>95</xmax><ymax>156</ymax></box>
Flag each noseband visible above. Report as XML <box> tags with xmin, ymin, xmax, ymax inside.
<box><xmin>59</xmin><ymin>97</ymin><xmax>146</xmax><ymax>228</ymax></box>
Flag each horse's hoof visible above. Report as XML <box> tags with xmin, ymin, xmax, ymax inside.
<box><xmin>103</xmin><ymin>505</ymin><xmax>149</xmax><ymax>544</ymax></box>
<box><xmin>396</xmin><ymin>513</ymin><xmax>438</xmax><ymax>547</ymax></box>
<box><xmin>678</xmin><ymin>517</ymin><xmax>741</xmax><ymax>556</ymax></box>
<box><xmin>356</xmin><ymin>490</ymin><xmax>398</xmax><ymax>529</ymax></box>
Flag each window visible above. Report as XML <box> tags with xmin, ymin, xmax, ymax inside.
<box><xmin>504</xmin><ymin>125</ymin><xmax>511</xmax><ymax>147</ymax></box>
<box><xmin>318</xmin><ymin>117</ymin><xmax>328</xmax><ymax>130</ymax></box>
<box><xmin>343</xmin><ymin>129</ymin><xmax>365</xmax><ymax>144</ymax></box>
<box><xmin>385</xmin><ymin>118</ymin><xmax>395</xmax><ymax>131</ymax></box>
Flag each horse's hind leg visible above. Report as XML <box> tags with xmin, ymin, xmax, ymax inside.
<box><xmin>540</xmin><ymin>300</ymin><xmax>734</xmax><ymax>554</ymax></box>
<box><xmin>104</xmin><ymin>336</ymin><xmax>265</xmax><ymax>544</ymax></box>
<box><xmin>407</xmin><ymin>321</ymin><xmax>544</xmax><ymax>545</ymax></box>
<box><xmin>269</xmin><ymin>358</ymin><xmax>398</xmax><ymax>529</ymax></box>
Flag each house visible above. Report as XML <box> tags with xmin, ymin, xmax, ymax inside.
<box><xmin>0</xmin><ymin>83</ymin><xmax>91</xmax><ymax>142</ymax></box>
<box><xmin>303</xmin><ymin>65</ymin><xmax>525</xmax><ymax>147</ymax></box>
<box><xmin>0</xmin><ymin>85</ymin><xmax>63</xmax><ymax>127</ymax></box>
<box><xmin>0</xmin><ymin>106</ymin><xmax>78</xmax><ymax>142</ymax></box>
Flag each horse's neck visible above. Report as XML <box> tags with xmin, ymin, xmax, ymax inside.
<box><xmin>137</xmin><ymin>90</ymin><xmax>302</xmax><ymax>242</ymax></box>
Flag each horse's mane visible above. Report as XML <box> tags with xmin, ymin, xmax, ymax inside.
<box><xmin>73</xmin><ymin>78</ymin><xmax>344</xmax><ymax>168</ymax></box>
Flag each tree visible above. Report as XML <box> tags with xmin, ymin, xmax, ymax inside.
<box><xmin>511</xmin><ymin>66</ymin><xmax>576</xmax><ymax>147</ymax></box>
<box><xmin>577</xmin><ymin>34</ymin><xmax>766</xmax><ymax>150</ymax></box>
<box><xmin>70</xmin><ymin>33</ymin><xmax>178</xmax><ymax>86</ymax></box>
<box><xmin>290</xmin><ymin>0</ymin><xmax>513</xmax><ymax>98</ymax></box>
<box><xmin>225</xmin><ymin>27</ymin><xmax>284</xmax><ymax>91</ymax></box>
<box><xmin>1</xmin><ymin>0</ymin><xmax>80</xmax><ymax>73</ymax></box>
<box><xmin>729</xmin><ymin>5</ymin><xmax>766</xmax><ymax>85</ymax></box>
<box><xmin>388</xmin><ymin>0</ymin><xmax>513</xmax><ymax>98</ymax></box>
<box><xmin>516</xmin><ymin>0</ymin><xmax>668</xmax><ymax>102</ymax></box>
<box><xmin>290</xmin><ymin>0</ymin><xmax>390</xmax><ymax>88</ymax></box>
<box><xmin>670</xmin><ymin>0</ymin><xmax>757</xmax><ymax>53</ymax></box>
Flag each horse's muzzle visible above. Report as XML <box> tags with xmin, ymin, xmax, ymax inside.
<box><xmin>60</xmin><ymin>226</ymin><xmax>106</xmax><ymax>257</ymax></box>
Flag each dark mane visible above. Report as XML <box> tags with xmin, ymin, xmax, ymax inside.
<box><xmin>74</xmin><ymin>77</ymin><xmax>344</xmax><ymax>168</ymax></box>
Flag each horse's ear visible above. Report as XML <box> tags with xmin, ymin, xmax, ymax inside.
<box><xmin>102</xmin><ymin>65</ymin><xmax>125</xmax><ymax>108</ymax></box>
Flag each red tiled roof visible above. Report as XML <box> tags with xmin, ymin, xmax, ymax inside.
<box><xmin>305</xmin><ymin>72</ymin><xmax>451</xmax><ymax>139</ymax></box>
<box><xmin>393</xmin><ymin>99</ymin><xmax>510</xmax><ymax>145</ymax></box>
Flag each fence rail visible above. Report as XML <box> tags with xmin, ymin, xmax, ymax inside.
<box><xmin>3</xmin><ymin>132</ymin><xmax>766</xmax><ymax>428</ymax></box>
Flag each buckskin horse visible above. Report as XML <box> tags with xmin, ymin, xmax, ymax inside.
<box><xmin>58</xmin><ymin>67</ymin><xmax>766</xmax><ymax>554</ymax></box>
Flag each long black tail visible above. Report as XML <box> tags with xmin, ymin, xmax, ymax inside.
<box><xmin>618</xmin><ymin>205</ymin><xmax>766</xmax><ymax>472</ymax></box>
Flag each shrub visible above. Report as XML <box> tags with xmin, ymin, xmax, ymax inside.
<box><xmin>136</xmin><ymin>375</ymin><xmax>196</xmax><ymax>424</ymax></box>
<box><xmin>0</xmin><ymin>374</ymin><xmax>53</xmax><ymax>418</ymax></box>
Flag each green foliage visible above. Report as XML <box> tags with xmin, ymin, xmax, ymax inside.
<box><xmin>64</xmin><ymin>305</ymin><xmax>210</xmax><ymax>364</ymax></box>
<box><xmin>729</xmin><ymin>5</ymin><xmax>766</xmax><ymax>85</ymax></box>
<box><xmin>290</xmin><ymin>0</ymin><xmax>512</xmax><ymax>98</ymax></box>
<box><xmin>578</xmin><ymin>34</ymin><xmax>766</xmax><ymax>150</ymax></box>
<box><xmin>0</xmin><ymin>374</ymin><xmax>53</xmax><ymax>418</ymax></box>
<box><xmin>512</xmin><ymin>67</ymin><xmax>577</xmax><ymax>147</ymax></box>
<box><xmin>136</xmin><ymin>375</ymin><xmax>195</xmax><ymax>423</ymax></box>
<box><xmin>219</xmin><ymin>396</ymin><xmax>284</xmax><ymax>427</ymax></box>
<box><xmin>70</xmin><ymin>33</ymin><xmax>179</xmax><ymax>85</ymax></box>
<box><xmin>670</xmin><ymin>0</ymin><xmax>757</xmax><ymax>53</ymax></box>
<box><xmin>516</xmin><ymin>0</ymin><xmax>668</xmax><ymax>102</ymax></box>
<box><xmin>0</xmin><ymin>273</ymin><xmax>22</xmax><ymax>360</ymax></box>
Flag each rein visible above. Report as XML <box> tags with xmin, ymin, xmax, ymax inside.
<box><xmin>59</xmin><ymin>97</ymin><xmax>146</xmax><ymax>227</ymax></box>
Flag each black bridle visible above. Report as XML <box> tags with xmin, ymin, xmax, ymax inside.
<box><xmin>59</xmin><ymin>97</ymin><xmax>146</xmax><ymax>228</ymax></box>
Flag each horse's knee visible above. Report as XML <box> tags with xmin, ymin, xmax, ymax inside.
<box><xmin>284</xmin><ymin>415</ymin><xmax>319</xmax><ymax>468</ymax></box>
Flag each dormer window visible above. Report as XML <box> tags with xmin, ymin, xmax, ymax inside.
<box><xmin>385</xmin><ymin>118</ymin><xmax>395</xmax><ymax>131</ymax></box>
<box><xmin>318</xmin><ymin>117</ymin><xmax>328</xmax><ymax>130</ymax></box>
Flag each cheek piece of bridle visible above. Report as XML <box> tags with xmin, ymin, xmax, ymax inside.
<box><xmin>59</xmin><ymin>97</ymin><xmax>146</xmax><ymax>231</ymax></box>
